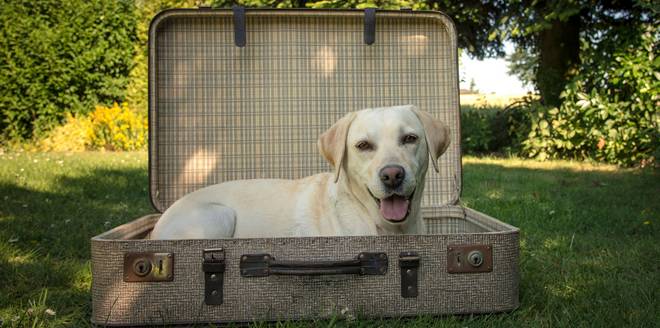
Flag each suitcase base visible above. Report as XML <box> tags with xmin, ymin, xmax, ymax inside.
<box><xmin>91</xmin><ymin>205</ymin><xmax>519</xmax><ymax>326</ymax></box>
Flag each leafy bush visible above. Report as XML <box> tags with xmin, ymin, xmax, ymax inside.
<box><xmin>128</xmin><ymin>0</ymin><xmax>199</xmax><ymax>115</ymax></box>
<box><xmin>0</xmin><ymin>0</ymin><xmax>137</xmax><ymax>141</ymax></box>
<box><xmin>522</xmin><ymin>26</ymin><xmax>659</xmax><ymax>166</ymax></box>
<box><xmin>460</xmin><ymin>105</ymin><xmax>523</xmax><ymax>154</ymax></box>
<box><xmin>39</xmin><ymin>103</ymin><xmax>147</xmax><ymax>152</ymax></box>
<box><xmin>88</xmin><ymin>103</ymin><xmax>148</xmax><ymax>151</ymax></box>
<box><xmin>38</xmin><ymin>114</ymin><xmax>92</xmax><ymax>152</ymax></box>
<box><xmin>461</xmin><ymin>106</ymin><xmax>497</xmax><ymax>153</ymax></box>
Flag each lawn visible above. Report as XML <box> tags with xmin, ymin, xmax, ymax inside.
<box><xmin>0</xmin><ymin>151</ymin><xmax>658</xmax><ymax>327</ymax></box>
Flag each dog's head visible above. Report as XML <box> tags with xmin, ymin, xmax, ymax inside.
<box><xmin>318</xmin><ymin>105</ymin><xmax>450</xmax><ymax>228</ymax></box>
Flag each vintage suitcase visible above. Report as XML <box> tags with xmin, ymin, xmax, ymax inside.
<box><xmin>91</xmin><ymin>8</ymin><xmax>520</xmax><ymax>326</ymax></box>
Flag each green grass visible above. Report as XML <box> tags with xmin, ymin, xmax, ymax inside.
<box><xmin>0</xmin><ymin>151</ymin><xmax>658</xmax><ymax>327</ymax></box>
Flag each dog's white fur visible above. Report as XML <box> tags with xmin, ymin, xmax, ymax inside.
<box><xmin>150</xmin><ymin>105</ymin><xmax>449</xmax><ymax>239</ymax></box>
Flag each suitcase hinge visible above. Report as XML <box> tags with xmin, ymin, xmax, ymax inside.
<box><xmin>203</xmin><ymin>248</ymin><xmax>226</xmax><ymax>305</ymax></box>
<box><xmin>399</xmin><ymin>252</ymin><xmax>420</xmax><ymax>298</ymax></box>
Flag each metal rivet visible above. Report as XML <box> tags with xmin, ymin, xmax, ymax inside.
<box><xmin>406</xmin><ymin>269</ymin><xmax>412</xmax><ymax>276</ymax></box>
<box><xmin>407</xmin><ymin>286</ymin><xmax>413</xmax><ymax>291</ymax></box>
<box><xmin>241</xmin><ymin>256</ymin><xmax>247</xmax><ymax>261</ymax></box>
<box><xmin>210</xmin><ymin>273</ymin><xmax>217</xmax><ymax>280</ymax></box>
<box><xmin>211</xmin><ymin>290</ymin><xmax>218</xmax><ymax>296</ymax></box>
<box><xmin>263</xmin><ymin>255</ymin><xmax>269</xmax><ymax>261</ymax></box>
<box><xmin>358</xmin><ymin>254</ymin><xmax>364</xmax><ymax>260</ymax></box>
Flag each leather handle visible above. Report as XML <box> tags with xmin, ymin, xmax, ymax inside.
<box><xmin>240</xmin><ymin>252</ymin><xmax>388</xmax><ymax>277</ymax></box>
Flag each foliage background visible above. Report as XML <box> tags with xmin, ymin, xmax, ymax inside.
<box><xmin>0</xmin><ymin>0</ymin><xmax>137</xmax><ymax>140</ymax></box>
<box><xmin>0</xmin><ymin>0</ymin><xmax>658</xmax><ymax>166</ymax></box>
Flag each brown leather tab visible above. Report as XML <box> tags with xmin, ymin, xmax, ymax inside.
<box><xmin>203</xmin><ymin>248</ymin><xmax>226</xmax><ymax>305</ymax></box>
<box><xmin>399</xmin><ymin>252</ymin><xmax>420</xmax><ymax>298</ymax></box>
<box><xmin>232</xmin><ymin>6</ymin><xmax>246</xmax><ymax>47</ymax></box>
<box><xmin>364</xmin><ymin>8</ymin><xmax>376</xmax><ymax>45</ymax></box>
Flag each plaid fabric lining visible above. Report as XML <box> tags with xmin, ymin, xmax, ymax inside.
<box><xmin>150</xmin><ymin>11</ymin><xmax>461</xmax><ymax>213</ymax></box>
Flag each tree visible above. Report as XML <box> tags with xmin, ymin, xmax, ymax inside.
<box><xmin>501</xmin><ymin>0</ymin><xmax>657</xmax><ymax>106</ymax></box>
<box><xmin>507</xmin><ymin>46</ymin><xmax>536</xmax><ymax>87</ymax></box>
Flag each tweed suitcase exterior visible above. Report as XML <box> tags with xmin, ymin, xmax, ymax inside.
<box><xmin>90</xmin><ymin>8</ymin><xmax>520</xmax><ymax>326</ymax></box>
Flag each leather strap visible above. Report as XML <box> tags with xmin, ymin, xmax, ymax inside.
<box><xmin>232</xmin><ymin>6</ymin><xmax>246</xmax><ymax>47</ymax></box>
<box><xmin>364</xmin><ymin>8</ymin><xmax>376</xmax><ymax>45</ymax></box>
<box><xmin>203</xmin><ymin>249</ymin><xmax>226</xmax><ymax>305</ymax></box>
<box><xmin>399</xmin><ymin>252</ymin><xmax>420</xmax><ymax>298</ymax></box>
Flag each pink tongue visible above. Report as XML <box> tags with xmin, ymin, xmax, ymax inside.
<box><xmin>379</xmin><ymin>195</ymin><xmax>409</xmax><ymax>221</ymax></box>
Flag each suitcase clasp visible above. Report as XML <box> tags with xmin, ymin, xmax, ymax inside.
<box><xmin>399</xmin><ymin>252</ymin><xmax>420</xmax><ymax>298</ymax></box>
<box><xmin>447</xmin><ymin>245</ymin><xmax>493</xmax><ymax>273</ymax></box>
<box><xmin>203</xmin><ymin>248</ymin><xmax>226</xmax><ymax>305</ymax></box>
<box><xmin>123</xmin><ymin>252</ymin><xmax>174</xmax><ymax>282</ymax></box>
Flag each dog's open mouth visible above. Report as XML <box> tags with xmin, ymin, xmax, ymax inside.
<box><xmin>368</xmin><ymin>189</ymin><xmax>415</xmax><ymax>223</ymax></box>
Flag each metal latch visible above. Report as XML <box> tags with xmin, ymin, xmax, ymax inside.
<box><xmin>203</xmin><ymin>248</ymin><xmax>226</xmax><ymax>305</ymax></box>
<box><xmin>399</xmin><ymin>252</ymin><xmax>420</xmax><ymax>298</ymax></box>
<box><xmin>123</xmin><ymin>252</ymin><xmax>173</xmax><ymax>282</ymax></box>
<box><xmin>447</xmin><ymin>245</ymin><xmax>493</xmax><ymax>273</ymax></box>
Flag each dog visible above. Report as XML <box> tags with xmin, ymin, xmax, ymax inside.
<box><xmin>150</xmin><ymin>105</ymin><xmax>450</xmax><ymax>239</ymax></box>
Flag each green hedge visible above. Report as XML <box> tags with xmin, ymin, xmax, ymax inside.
<box><xmin>0</xmin><ymin>0</ymin><xmax>137</xmax><ymax>140</ymax></box>
<box><xmin>522</xmin><ymin>26</ymin><xmax>659</xmax><ymax>166</ymax></box>
<box><xmin>460</xmin><ymin>105</ymin><xmax>528</xmax><ymax>155</ymax></box>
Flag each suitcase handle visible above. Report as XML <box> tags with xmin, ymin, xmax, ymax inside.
<box><xmin>239</xmin><ymin>252</ymin><xmax>388</xmax><ymax>276</ymax></box>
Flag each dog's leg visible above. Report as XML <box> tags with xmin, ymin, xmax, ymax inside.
<box><xmin>151</xmin><ymin>203</ymin><xmax>237</xmax><ymax>239</ymax></box>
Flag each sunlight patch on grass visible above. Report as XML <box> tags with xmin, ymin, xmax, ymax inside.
<box><xmin>460</xmin><ymin>94</ymin><xmax>529</xmax><ymax>108</ymax></box>
<box><xmin>546</xmin><ymin>282</ymin><xmax>579</xmax><ymax>300</ymax></box>
<box><xmin>463</xmin><ymin>155</ymin><xmax>622</xmax><ymax>173</ymax></box>
<box><xmin>485</xmin><ymin>189</ymin><xmax>503</xmax><ymax>199</ymax></box>
<box><xmin>542</xmin><ymin>237</ymin><xmax>564</xmax><ymax>251</ymax></box>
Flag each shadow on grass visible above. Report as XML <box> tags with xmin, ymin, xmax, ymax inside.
<box><xmin>0</xmin><ymin>167</ymin><xmax>151</xmax><ymax>259</ymax></box>
<box><xmin>0</xmin><ymin>166</ymin><xmax>152</xmax><ymax>323</ymax></box>
<box><xmin>0</xmin><ymin>160</ymin><xmax>657</xmax><ymax>326</ymax></box>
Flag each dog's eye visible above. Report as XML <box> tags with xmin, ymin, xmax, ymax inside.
<box><xmin>355</xmin><ymin>140</ymin><xmax>374</xmax><ymax>151</ymax></box>
<box><xmin>402</xmin><ymin>134</ymin><xmax>418</xmax><ymax>144</ymax></box>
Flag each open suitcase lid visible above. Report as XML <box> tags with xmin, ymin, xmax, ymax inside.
<box><xmin>148</xmin><ymin>8</ymin><xmax>462</xmax><ymax>213</ymax></box>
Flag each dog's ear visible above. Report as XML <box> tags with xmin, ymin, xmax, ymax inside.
<box><xmin>318</xmin><ymin>112</ymin><xmax>357</xmax><ymax>183</ymax></box>
<box><xmin>412</xmin><ymin>108</ymin><xmax>450</xmax><ymax>173</ymax></box>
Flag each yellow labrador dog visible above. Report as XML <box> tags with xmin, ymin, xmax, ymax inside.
<box><xmin>150</xmin><ymin>105</ymin><xmax>449</xmax><ymax>239</ymax></box>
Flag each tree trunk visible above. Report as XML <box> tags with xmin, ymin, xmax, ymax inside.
<box><xmin>536</xmin><ymin>15</ymin><xmax>580</xmax><ymax>107</ymax></box>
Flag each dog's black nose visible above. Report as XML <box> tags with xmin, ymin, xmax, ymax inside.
<box><xmin>379</xmin><ymin>165</ymin><xmax>405</xmax><ymax>189</ymax></box>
